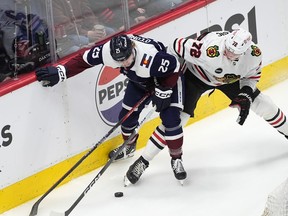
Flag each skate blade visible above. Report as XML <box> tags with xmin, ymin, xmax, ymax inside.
<box><xmin>123</xmin><ymin>175</ymin><xmax>132</xmax><ymax>187</ymax></box>
<box><xmin>111</xmin><ymin>153</ymin><xmax>135</xmax><ymax>163</ymax></box>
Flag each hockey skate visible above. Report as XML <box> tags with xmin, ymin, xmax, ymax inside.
<box><xmin>171</xmin><ymin>158</ymin><xmax>187</xmax><ymax>185</ymax></box>
<box><xmin>124</xmin><ymin>156</ymin><xmax>149</xmax><ymax>186</ymax></box>
<box><xmin>108</xmin><ymin>142</ymin><xmax>136</xmax><ymax>162</ymax></box>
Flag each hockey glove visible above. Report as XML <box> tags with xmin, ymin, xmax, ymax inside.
<box><xmin>35</xmin><ymin>65</ymin><xmax>67</xmax><ymax>87</ymax></box>
<box><xmin>229</xmin><ymin>86</ymin><xmax>254</xmax><ymax>125</ymax></box>
<box><xmin>152</xmin><ymin>86</ymin><xmax>173</xmax><ymax>112</ymax></box>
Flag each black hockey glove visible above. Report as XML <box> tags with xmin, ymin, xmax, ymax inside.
<box><xmin>35</xmin><ymin>65</ymin><xmax>67</xmax><ymax>87</ymax></box>
<box><xmin>229</xmin><ymin>86</ymin><xmax>254</xmax><ymax>125</ymax></box>
<box><xmin>152</xmin><ymin>86</ymin><xmax>173</xmax><ymax>112</ymax></box>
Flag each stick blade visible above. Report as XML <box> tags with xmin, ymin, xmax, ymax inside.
<box><xmin>50</xmin><ymin>211</ymin><xmax>65</xmax><ymax>216</ymax></box>
<box><xmin>29</xmin><ymin>201</ymin><xmax>40</xmax><ymax>216</ymax></box>
<box><xmin>123</xmin><ymin>175</ymin><xmax>132</xmax><ymax>187</ymax></box>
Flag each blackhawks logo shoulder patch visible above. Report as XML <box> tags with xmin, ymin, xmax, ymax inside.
<box><xmin>206</xmin><ymin>45</ymin><xmax>220</xmax><ymax>58</ymax></box>
<box><xmin>251</xmin><ymin>45</ymin><xmax>261</xmax><ymax>57</ymax></box>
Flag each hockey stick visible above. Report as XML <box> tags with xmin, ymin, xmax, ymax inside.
<box><xmin>50</xmin><ymin>107</ymin><xmax>155</xmax><ymax>216</ymax></box>
<box><xmin>29</xmin><ymin>92</ymin><xmax>151</xmax><ymax>216</ymax></box>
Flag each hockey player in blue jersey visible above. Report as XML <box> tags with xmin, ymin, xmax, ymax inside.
<box><xmin>35</xmin><ymin>34</ymin><xmax>187</xmax><ymax>184</ymax></box>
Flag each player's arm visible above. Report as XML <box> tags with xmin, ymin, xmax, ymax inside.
<box><xmin>167</xmin><ymin>37</ymin><xmax>204</xmax><ymax>65</ymax></box>
<box><xmin>240</xmin><ymin>48</ymin><xmax>262</xmax><ymax>91</ymax></box>
<box><xmin>230</xmin><ymin>46</ymin><xmax>262</xmax><ymax>125</ymax></box>
<box><xmin>150</xmin><ymin>52</ymin><xmax>181</xmax><ymax>86</ymax></box>
<box><xmin>35</xmin><ymin>44</ymin><xmax>105</xmax><ymax>87</ymax></box>
<box><xmin>149</xmin><ymin>52</ymin><xmax>181</xmax><ymax>112</ymax></box>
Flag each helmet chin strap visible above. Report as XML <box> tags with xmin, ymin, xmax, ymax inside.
<box><xmin>125</xmin><ymin>48</ymin><xmax>137</xmax><ymax>69</ymax></box>
<box><xmin>132</xmin><ymin>48</ymin><xmax>136</xmax><ymax>60</ymax></box>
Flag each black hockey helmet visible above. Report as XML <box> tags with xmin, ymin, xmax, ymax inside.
<box><xmin>110</xmin><ymin>35</ymin><xmax>133</xmax><ymax>61</ymax></box>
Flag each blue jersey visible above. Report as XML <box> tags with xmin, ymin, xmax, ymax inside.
<box><xmin>67</xmin><ymin>34</ymin><xmax>181</xmax><ymax>89</ymax></box>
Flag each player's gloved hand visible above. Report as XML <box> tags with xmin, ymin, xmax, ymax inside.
<box><xmin>152</xmin><ymin>86</ymin><xmax>173</xmax><ymax>112</ymax></box>
<box><xmin>229</xmin><ymin>86</ymin><xmax>254</xmax><ymax>125</ymax></box>
<box><xmin>35</xmin><ymin>65</ymin><xmax>67</xmax><ymax>87</ymax></box>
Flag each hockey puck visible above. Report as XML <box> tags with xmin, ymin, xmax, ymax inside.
<box><xmin>114</xmin><ymin>192</ymin><xmax>124</xmax><ymax>197</ymax></box>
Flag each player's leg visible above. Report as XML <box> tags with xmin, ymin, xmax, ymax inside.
<box><xmin>125</xmin><ymin>107</ymin><xmax>185</xmax><ymax>185</ymax></box>
<box><xmin>219</xmin><ymin>83</ymin><xmax>288</xmax><ymax>139</ymax></box>
<box><xmin>108</xmin><ymin>82</ymin><xmax>150</xmax><ymax>161</ymax></box>
<box><xmin>160</xmin><ymin>106</ymin><xmax>187</xmax><ymax>183</ymax></box>
<box><xmin>125</xmin><ymin>76</ymin><xmax>186</xmax><ymax>184</ymax></box>
<box><xmin>251</xmin><ymin>92</ymin><xmax>288</xmax><ymax>139</ymax></box>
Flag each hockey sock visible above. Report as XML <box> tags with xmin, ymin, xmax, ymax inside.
<box><xmin>121</xmin><ymin>125</ymin><xmax>139</xmax><ymax>145</ymax></box>
<box><xmin>169</xmin><ymin>147</ymin><xmax>183</xmax><ymax>159</ymax></box>
<box><xmin>251</xmin><ymin>93</ymin><xmax>288</xmax><ymax>138</ymax></box>
<box><xmin>142</xmin><ymin>125</ymin><xmax>166</xmax><ymax>161</ymax></box>
<box><xmin>265</xmin><ymin>108</ymin><xmax>288</xmax><ymax>137</ymax></box>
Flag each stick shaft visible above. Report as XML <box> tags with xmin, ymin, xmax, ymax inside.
<box><xmin>63</xmin><ymin>107</ymin><xmax>155</xmax><ymax>215</ymax></box>
<box><xmin>29</xmin><ymin>92</ymin><xmax>151</xmax><ymax>216</ymax></box>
